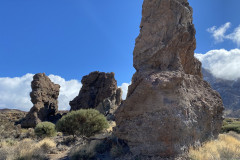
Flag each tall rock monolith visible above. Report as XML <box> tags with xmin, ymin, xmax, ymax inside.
<box><xmin>114</xmin><ymin>0</ymin><xmax>224</xmax><ymax>157</ymax></box>
<box><xmin>21</xmin><ymin>73</ymin><xmax>60</xmax><ymax>128</ymax></box>
<box><xmin>70</xmin><ymin>71</ymin><xmax>122</xmax><ymax>120</ymax></box>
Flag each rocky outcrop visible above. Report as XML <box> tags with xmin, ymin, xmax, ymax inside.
<box><xmin>114</xmin><ymin>0</ymin><xmax>224</xmax><ymax>157</ymax></box>
<box><xmin>133</xmin><ymin>0</ymin><xmax>202</xmax><ymax>77</ymax></box>
<box><xmin>21</xmin><ymin>73</ymin><xmax>60</xmax><ymax>128</ymax></box>
<box><xmin>70</xmin><ymin>71</ymin><xmax>122</xmax><ymax>119</ymax></box>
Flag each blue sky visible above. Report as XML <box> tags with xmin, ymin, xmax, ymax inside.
<box><xmin>0</xmin><ymin>0</ymin><xmax>240</xmax><ymax>84</ymax></box>
<box><xmin>0</xmin><ymin>0</ymin><xmax>240</xmax><ymax>110</ymax></box>
<box><xmin>0</xmin><ymin>0</ymin><xmax>143</xmax><ymax>84</ymax></box>
<box><xmin>189</xmin><ymin>0</ymin><xmax>240</xmax><ymax>52</ymax></box>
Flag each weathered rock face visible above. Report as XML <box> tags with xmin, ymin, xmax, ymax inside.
<box><xmin>70</xmin><ymin>71</ymin><xmax>122</xmax><ymax>119</ymax></box>
<box><xmin>21</xmin><ymin>73</ymin><xmax>60</xmax><ymax>128</ymax></box>
<box><xmin>114</xmin><ymin>0</ymin><xmax>224</xmax><ymax>157</ymax></box>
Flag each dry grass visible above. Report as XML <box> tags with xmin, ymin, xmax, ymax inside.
<box><xmin>189</xmin><ymin>133</ymin><xmax>240</xmax><ymax>160</ymax></box>
<box><xmin>107</xmin><ymin>121</ymin><xmax>116</xmax><ymax>133</ymax></box>
<box><xmin>37</xmin><ymin>138</ymin><xmax>56</xmax><ymax>149</ymax></box>
<box><xmin>0</xmin><ymin>138</ymin><xmax>56</xmax><ymax>160</ymax></box>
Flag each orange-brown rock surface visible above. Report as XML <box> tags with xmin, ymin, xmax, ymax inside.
<box><xmin>114</xmin><ymin>0</ymin><xmax>224</xmax><ymax>157</ymax></box>
<box><xmin>21</xmin><ymin>73</ymin><xmax>60</xmax><ymax>128</ymax></box>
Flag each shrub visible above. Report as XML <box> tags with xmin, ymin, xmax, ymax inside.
<box><xmin>37</xmin><ymin>138</ymin><xmax>56</xmax><ymax>151</ymax></box>
<box><xmin>56</xmin><ymin>109</ymin><xmax>109</xmax><ymax>137</ymax></box>
<box><xmin>221</xmin><ymin>119</ymin><xmax>240</xmax><ymax>134</ymax></box>
<box><xmin>34</xmin><ymin>122</ymin><xmax>56</xmax><ymax>137</ymax></box>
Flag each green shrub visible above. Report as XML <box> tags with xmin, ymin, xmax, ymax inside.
<box><xmin>222</xmin><ymin>124</ymin><xmax>240</xmax><ymax>133</ymax></box>
<box><xmin>34</xmin><ymin>122</ymin><xmax>56</xmax><ymax>137</ymax></box>
<box><xmin>222</xmin><ymin>119</ymin><xmax>240</xmax><ymax>134</ymax></box>
<box><xmin>56</xmin><ymin>109</ymin><xmax>109</xmax><ymax>137</ymax></box>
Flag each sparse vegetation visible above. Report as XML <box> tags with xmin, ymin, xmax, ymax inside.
<box><xmin>56</xmin><ymin>109</ymin><xmax>109</xmax><ymax>137</ymax></box>
<box><xmin>70</xmin><ymin>143</ymin><xmax>97</xmax><ymax>160</ymax></box>
<box><xmin>188</xmin><ymin>133</ymin><xmax>240</xmax><ymax>160</ymax></box>
<box><xmin>0</xmin><ymin>138</ymin><xmax>56</xmax><ymax>160</ymax></box>
<box><xmin>34</xmin><ymin>122</ymin><xmax>56</xmax><ymax>137</ymax></box>
<box><xmin>69</xmin><ymin>134</ymin><xmax>129</xmax><ymax>160</ymax></box>
<box><xmin>222</xmin><ymin>118</ymin><xmax>240</xmax><ymax>133</ymax></box>
<box><xmin>0</xmin><ymin>113</ymin><xmax>22</xmax><ymax>139</ymax></box>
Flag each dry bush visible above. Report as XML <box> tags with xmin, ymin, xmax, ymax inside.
<box><xmin>0</xmin><ymin>138</ymin><xmax>17</xmax><ymax>148</ymax></box>
<box><xmin>0</xmin><ymin>138</ymin><xmax>56</xmax><ymax>160</ymax></box>
<box><xmin>189</xmin><ymin>133</ymin><xmax>240</xmax><ymax>160</ymax></box>
<box><xmin>37</xmin><ymin>138</ymin><xmax>56</xmax><ymax>151</ymax></box>
<box><xmin>69</xmin><ymin>140</ymin><xmax>99</xmax><ymax>160</ymax></box>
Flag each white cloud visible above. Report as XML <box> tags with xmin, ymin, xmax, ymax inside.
<box><xmin>207</xmin><ymin>22</ymin><xmax>240</xmax><ymax>46</ymax></box>
<box><xmin>118</xmin><ymin>82</ymin><xmax>130</xmax><ymax>100</ymax></box>
<box><xmin>0</xmin><ymin>74</ymin><xmax>33</xmax><ymax>111</ymax></box>
<box><xmin>225</xmin><ymin>25</ymin><xmax>240</xmax><ymax>47</ymax></box>
<box><xmin>0</xmin><ymin>74</ymin><xmax>82</xmax><ymax>111</ymax></box>
<box><xmin>195</xmin><ymin>49</ymin><xmax>240</xmax><ymax>80</ymax></box>
<box><xmin>207</xmin><ymin>22</ymin><xmax>231</xmax><ymax>43</ymax></box>
<box><xmin>48</xmin><ymin>75</ymin><xmax>82</xmax><ymax>110</ymax></box>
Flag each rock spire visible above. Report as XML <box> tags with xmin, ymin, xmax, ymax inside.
<box><xmin>114</xmin><ymin>0</ymin><xmax>224</xmax><ymax>157</ymax></box>
<box><xmin>21</xmin><ymin>73</ymin><xmax>60</xmax><ymax>128</ymax></box>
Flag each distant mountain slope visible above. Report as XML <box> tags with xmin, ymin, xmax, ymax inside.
<box><xmin>0</xmin><ymin>108</ymin><xmax>27</xmax><ymax>113</ymax></box>
<box><xmin>202</xmin><ymin>68</ymin><xmax>240</xmax><ymax>117</ymax></box>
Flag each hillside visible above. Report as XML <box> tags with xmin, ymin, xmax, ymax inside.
<box><xmin>202</xmin><ymin>68</ymin><xmax>240</xmax><ymax>117</ymax></box>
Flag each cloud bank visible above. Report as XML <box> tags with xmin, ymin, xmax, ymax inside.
<box><xmin>48</xmin><ymin>75</ymin><xmax>82</xmax><ymax>110</ymax></box>
<box><xmin>207</xmin><ymin>22</ymin><xmax>240</xmax><ymax>46</ymax></box>
<box><xmin>0</xmin><ymin>73</ymin><xmax>130</xmax><ymax>111</ymax></box>
<box><xmin>0</xmin><ymin>74</ymin><xmax>34</xmax><ymax>111</ymax></box>
<box><xmin>119</xmin><ymin>82</ymin><xmax>130</xmax><ymax>100</ymax></box>
<box><xmin>195</xmin><ymin>49</ymin><xmax>240</xmax><ymax>80</ymax></box>
<box><xmin>0</xmin><ymin>74</ymin><xmax>82</xmax><ymax>111</ymax></box>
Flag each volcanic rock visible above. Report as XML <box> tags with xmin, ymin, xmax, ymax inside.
<box><xmin>114</xmin><ymin>0</ymin><xmax>224</xmax><ymax>157</ymax></box>
<box><xmin>70</xmin><ymin>71</ymin><xmax>122</xmax><ymax>119</ymax></box>
<box><xmin>21</xmin><ymin>73</ymin><xmax>60</xmax><ymax>128</ymax></box>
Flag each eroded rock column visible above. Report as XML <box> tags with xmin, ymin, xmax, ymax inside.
<box><xmin>21</xmin><ymin>73</ymin><xmax>60</xmax><ymax>128</ymax></box>
<box><xmin>114</xmin><ymin>0</ymin><xmax>224</xmax><ymax>157</ymax></box>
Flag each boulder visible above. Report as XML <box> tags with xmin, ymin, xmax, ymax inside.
<box><xmin>114</xmin><ymin>0</ymin><xmax>224</xmax><ymax>157</ymax></box>
<box><xmin>70</xmin><ymin>71</ymin><xmax>122</xmax><ymax>119</ymax></box>
<box><xmin>21</xmin><ymin>73</ymin><xmax>60</xmax><ymax>128</ymax></box>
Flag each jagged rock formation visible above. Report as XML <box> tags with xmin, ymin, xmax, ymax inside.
<box><xmin>70</xmin><ymin>71</ymin><xmax>122</xmax><ymax>120</ymax></box>
<box><xmin>202</xmin><ymin>68</ymin><xmax>240</xmax><ymax>118</ymax></box>
<box><xmin>114</xmin><ymin>0</ymin><xmax>224</xmax><ymax>157</ymax></box>
<box><xmin>21</xmin><ymin>73</ymin><xmax>60</xmax><ymax>128</ymax></box>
